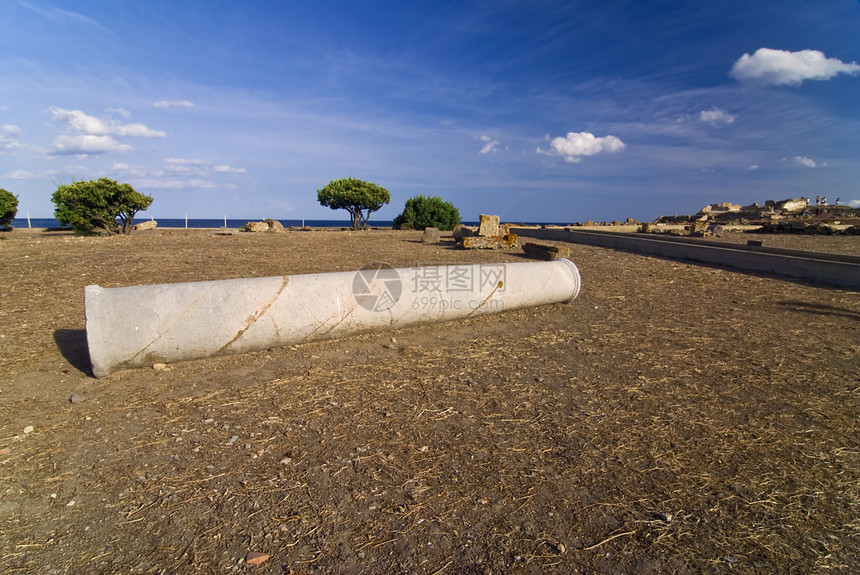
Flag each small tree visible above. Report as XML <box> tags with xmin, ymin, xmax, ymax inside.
<box><xmin>317</xmin><ymin>177</ymin><xmax>390</xmax><ymax>230</ymax></box>
<box><xmin>393</xmin><ymin>195</ymin><xmax>461</xmax><ymax>231</ymax></box>
<box><xmin>52</xmin><ymin>178</ymin><xmax>152</xmax><ymax>236</ymax></box>
<box><xmin>0</xmin><ymin>188</ymin><xmax>18</xmax><ymax>229</ymax></box>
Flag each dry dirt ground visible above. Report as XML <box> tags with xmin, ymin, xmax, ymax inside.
<box><xmin>1</xmin><ymin>227</ymin><xmax>858</xmax><ymax>574</ymax></box>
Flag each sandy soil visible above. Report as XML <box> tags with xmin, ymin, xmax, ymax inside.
<box><xmin>1</xmin><ymin>227</ymin><xmax>858</xmax><ymax>574</ymax></box>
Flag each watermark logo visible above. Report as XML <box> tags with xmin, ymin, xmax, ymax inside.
<box><xmin>353</xmin><ymin>262</ymin><xmax>403</xmax><ymax>312</ymax></box>
<box><xmin>354</xmin><ymin>262</ymin><xmax>507</xmax><ymax>313</ymax></box>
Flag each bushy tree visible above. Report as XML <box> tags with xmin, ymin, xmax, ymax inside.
<box><xmin>393</xmin><ymin>195</ymin><xmax>461</xmax><ymax>231</ymax></box>
<box><xmin>317</xmin><ymin>177</ymin><xmax>390</xmax><ymax>230</ymax></box>
<box><xmin>0</xmin><ymin>188</ymin><xmax>18</xmax><ymax>229</ymax></box>
<box><xmin>52</xmin><ymin>178</ymin><xmax>152</xmax><ymax>236</ymax></box>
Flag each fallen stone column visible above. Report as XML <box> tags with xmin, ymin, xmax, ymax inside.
<box><xmin>85</xmin><ymin>259</ymin><xmax>581</xmax><ymax>377</ymax></box>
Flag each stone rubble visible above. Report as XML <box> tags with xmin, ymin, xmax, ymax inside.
<box><xmin>460</xmin><ymin>214</ymin><xmax>518</xmax><ymax>250</ymax></box>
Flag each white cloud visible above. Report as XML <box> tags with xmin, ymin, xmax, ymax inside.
<box><xmin>164</xmin><ymin>158</ymin><xmax>209</xmax><ymax>176</ymax></box>
<box><xmin>153</xmin><ymin>100</ymin><xmax>196</xmax><ymax>108</ymax></box>
<box><xmin>213</xmin><ymin>164</ymin><xmax>247</xmax><ymax>173</ymax></box>
<box><xmin>730</xmin><ymin>48</ymin><xmax>860</xmax><ymax>86</ymax></box>
<box><xmin>746</xmin><ymin>165</ymin><xmax>759</xmax><ymax>171</ymax></box>
<box><xmin>848</xmin><ymin>200</ymin><xmax>860</xmax><ymax>208</ymax></box>
<box><xmin>2</xmin><ymin>124</ymin><xmax>21</xmax><ymax>135</ymax></box>
<box><xmin>4</xmin><ymin>169</ymin><xmax>42</xmax><ymax>179</ymax></box>
<box><xmin>49</xmin><ymin>107</ymin><xmax>166</xmax><ymax>138</ymax></box>
<box><xmin>478</xmin><ymin>135</ymin><xmax>500</xmax><ymax>155</ymax></box>
<box><xmin>699</xmin><ymin>108</ymin><xmax>736</xmax><ymax>125</ymax></box>
<box><xmin>793</xmin><ymin>156</ymin><xmax>816</xmax><ymax>168</ymax></box>
<box><xmin>52</xmin><ymin>134</ymin><xmax>132</xmax><ymax>155</ymax></box>
<box><xmin>135</xmin><ymin>178</ymin><xmax>217</xmax><ymax>189</ymax></box>
<box><xmin>537</xmin><ymin>131</ymin><xmax>625</xmax><ymax>163</ymax></box>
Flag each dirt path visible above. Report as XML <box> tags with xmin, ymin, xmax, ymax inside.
<box><xmin>1</xmin><ymin>228</ymin><xmax>858</xmax><ymax>574</ymax></box>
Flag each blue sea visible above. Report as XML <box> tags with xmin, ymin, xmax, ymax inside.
<box><xmin>11</xmin><ymin>217</ymin><xmax>396</xmax><ymax>229</ymax></box>
<box><xmin>11</xmin><ymin>217</ymin><xmax>564</xmax><ymax>229</ymax></box>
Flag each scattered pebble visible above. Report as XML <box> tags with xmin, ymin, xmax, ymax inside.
<box><xmin>23</xmin><ymin>426</ymin><xmax>34</xmax><ymax>434</ymax></box>
<box><xmin>152</xmin><ymin>363</ymin><xmax>168</xmax><ymax>371</ymax></box>
<box><xmin>0</xmin><ymin>447</ymin><xmax>10</xmax><ymax>456</ymax></box>
<box><xmin>279</xmin><ymin>457</ymin><xmax>292</xmax><ymax>465</ymax></box>
<box><xmin>227</xmin><ymin>435</ymin><xmax>239</xmax><ymax>446</ymax></box>
<box><xmin>69</xmin><ymin>394</ymin><xmax>86</xmax><ymax>404</ymax></box>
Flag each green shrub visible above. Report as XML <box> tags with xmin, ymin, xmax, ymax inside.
<box><xmin>0</xmin><ymin>188</ymin><xmax>18</xmax><ymax>229</ymax></box>
<box><xmin>52</xmin><ymin>178</ymin><xmax>152</xmax><ymax>235</ymax></box>
<box><xmin>393</xmin><ymin>195</ymin><xmax>461</xmax><ymax>231</ymax></box>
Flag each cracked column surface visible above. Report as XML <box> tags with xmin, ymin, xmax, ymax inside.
<box><xmin>85</xmin><ymin>259</ymin><xmax>581</xmax><ymax>377</ymax></box>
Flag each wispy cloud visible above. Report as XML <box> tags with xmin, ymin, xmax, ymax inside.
<box><xmin>536</xmin><ymin>132</ymin><xmax>625</xmax><ymax>163</ymax></box>
<box><xmin>106</xmin><ymin>107</ymin><xmax>132</xmax><ymax>118</ymax></box>
<box><xmin>153</xmin><ymin>100</ymin><xmax>196</xmax><ymax>109</ymax></box>
<box><xmin>730</xmin><ymin>48</ymin><xmax>860</xmax><ymax>86</ymax></box>
<box><xmin>134</xmin><ymin>178</ymin><xmax>217</xmax><ymax>189</ymax></box>
<box><xmin>478</xmin><ymin>135</ymin><xmax>500</xmax><ymax>155</ymax></box>
<box><xmin>1</xmin><ymin>124</ymin><xmax>23</xmax><ymax>156</ymax></box>
<box><xmin>0</xmin><ymin>138</ymin><xmax>22</xmax><ymax>156</ymax></box>
<box><xmin>213</xmin><ymin>164</ymin><xmax>247</xmax><ymax>173</ymax></box>
<box><xmin>18</xmin><ymin>1</ymin><xmax>104</xmax><ymax>29</ymax></box>
<box><xmin>792</xmin><ymin>156</ymin><xmax>816</xmax><ymax>168</ymax></box>
<box><xmin>699</xmin><ymin>108</ymin><xmax>736</xmax><ymax>125</ymax></box>
<box><xmin>4</xmin><ymin>169</ymin><xmax>42</xmax><ymax>179</ymax></box>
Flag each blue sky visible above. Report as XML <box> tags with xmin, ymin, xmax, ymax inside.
<box><xmin>2</xmin><ymin>0</ymin><xmax>859</xmax><ymax>223</ymax></box>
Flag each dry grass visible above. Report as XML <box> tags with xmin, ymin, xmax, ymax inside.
<box><xmin>0</xmin><ymin>228</ymin><xmax>858</xmax><ymax>573</ymax></box>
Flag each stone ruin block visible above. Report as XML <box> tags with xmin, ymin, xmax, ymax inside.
<box><xmin>265</xmin><ymin>218</ymin><xmax>285</xmax><ymax>231</ymax></box>
<box><xmin>456</xmin><ymin>214</ymin><xmax>517</xmax><ymax>249</ymax></box>
<box><xmin>453</xmin><ymin>224</ymin><xmax>477</xmax><ymax>241</ymax></box>
<box><xmin>133</xmin><ymin>220</ymin><xmax>158</xmax><ymax>231</ymax></box>
<box><xmin>705</xmin><ymin>224</ymin><xmax>725</xmax><ymax>238</ymax></box>
<box><xmin>522</xmin><ymin>242</ymin><xmax>571</xmax><ymax>261</ymax></box>
<box><xmin>421</xmin><ymin>227</ymin><xmax>440</xmax><ymax>243</ymax></box>
<box><xmin>244</xmin><ymin>221</ymin><xmax>269</xmax><ymax>232</ymax></box>
<box><xmin>478</xmin><ymin>214</ymin><xmax>501</xmax><ymax>237</ymax></box>
<box><xmin>244</xmin><ymin>220</ymin><xmax>284</xmax><ymax>233</ymax></box>
<box><xmin>462</xmin><ymin>233</ymin><xmax>518</xmax><ymax>250</ymax></box>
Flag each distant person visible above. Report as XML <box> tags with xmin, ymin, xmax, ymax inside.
<box><xmin>815</xmin><ymin>195</ymin><xmax>820</xmax><ymax>205</ymax></box>
<box><xmin>835</xmin><ymin>197</ymin><xmax>840</xmax><ymax>206</ymax></box>
<box><xmin>821</xmin><ymin>197</ymin><xmax>827</xmax><ymax>206</ymax></box>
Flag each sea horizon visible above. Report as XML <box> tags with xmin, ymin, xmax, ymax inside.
<box><xmin>9</xmin><ymin>217</ymin><xmax>575</xmax><ymax>230</ymax></box>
